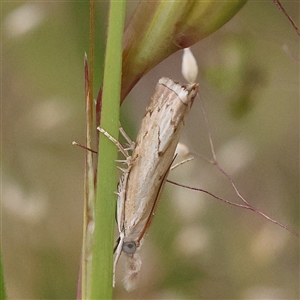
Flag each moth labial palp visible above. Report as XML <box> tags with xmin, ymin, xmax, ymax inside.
<box><xmin>98</xmin><ymin>76</ymin><xmax>199</xmax><ymax>291</ymax></box>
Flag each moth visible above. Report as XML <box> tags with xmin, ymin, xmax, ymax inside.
<box><xmin>99</xmin><ymin>76</ymin><xmax>199</xmax><ymax>291</ymax></box>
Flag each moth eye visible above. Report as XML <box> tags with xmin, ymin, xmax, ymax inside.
<box><xmin>122</xmin><ymin>241</ymin><xmax>136</xmax><ymax>254</ymax></box>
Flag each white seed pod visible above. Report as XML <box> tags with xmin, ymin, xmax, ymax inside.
<box><xmin>182</xmin><ymin>47</ymin><xmax>198</xmax><ymax>83</ymax></box>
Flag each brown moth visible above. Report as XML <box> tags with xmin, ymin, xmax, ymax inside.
<box><xmin>107</xmin><ymin>77</ymin><xmax>198</xmax><ymax>291</ymax></box>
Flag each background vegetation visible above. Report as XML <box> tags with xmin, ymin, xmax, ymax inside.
<box><xmin>2</xmin><ymin>2</ymin><xmax>299</xmax><ymax>299</ymax></box>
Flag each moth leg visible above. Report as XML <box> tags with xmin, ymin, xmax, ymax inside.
<box><xmin>97</xmin><ymin>127</ymin><xmax>130</xmax><ymax>158</ymax></box>
<box><xmin>115</xmin><ymin>167</ymin><xmax>131</xmax><ymax>232</ymax></box>
<box><xmin>119</xmin><ymin>126</ymin><xmax>135</xmax><ymax>151</ymax></box>
<box><xmin>170</xmin><ymin>157</ymin><xmax>195</xmax><ymax>171</ymax></box>
<box><xmin>170</xmin><ymin>143</ymin><xmax>194</xmax><ymax>171</ymax></box>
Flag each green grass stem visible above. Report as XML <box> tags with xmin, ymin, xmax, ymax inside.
<box><xmin>89</xmin><ymin>1</ymin><xmax>126</xmax><ymax>299</ymax></box>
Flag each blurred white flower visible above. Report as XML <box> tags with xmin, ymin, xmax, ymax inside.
<box><xmin>3</xmin><ymin>3</ymin><xmax>46</xmax><ymax>38</ymax></box>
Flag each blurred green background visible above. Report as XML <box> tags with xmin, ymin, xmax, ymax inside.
<box><xmin>2</xmin><ymin>2</ymin><xmax>299</xmax><ymax>299</ymax></box>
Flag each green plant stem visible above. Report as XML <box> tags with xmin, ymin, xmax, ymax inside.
<box><xmin>79</xmin><ymin>3</ymin><xmax>96</xmax><ymax>299</ymax></box>
<box><xmin>89</xmin><ymin>1</ymin><xmax>126</xmax><ymax>299</ymax></box>
<box><xmin>0</xmin><ymin>250</ymin><xmax>7</xmax><ymax>300</ymax></box>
